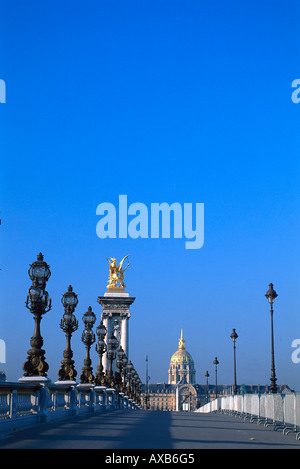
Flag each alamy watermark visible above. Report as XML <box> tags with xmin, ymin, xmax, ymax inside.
<box><xmin>291</xmin><ymin>339</ymin><xmax>300</xmax><ymax>364</ymax></box>
<box><xmin>96</xmin><ymin>195</ymin><xmax>204</xmax><ymax>249</ymax></box>
<box><xmin>0</xmin><ymin>339</ymin><xmax>6</xmax><ymax>363</ymax></box>
<box><xmin>0</xmin><ymin>79</ymin><xmax>6</xmax><ymax>103</ymax></box>
<box><xmin>291</xmin><ymin>79</ymin><xmax>300</xmax><ymax>103</ymax></box>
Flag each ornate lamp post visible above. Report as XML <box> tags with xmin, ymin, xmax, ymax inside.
<box><xmin>135</xmin><ymin>376</ymin><xmax>140</xmax><ymax>405</ymax></box>
<box><xmin>265</xmin><ymin>283</ymin><xmax>278</xmax><ymax>394</ymax></box>
<box><xmin>205</xmin><ymin>370</ymin><xmax>210</xmax><ymax>403</ymax></box>
<box><xmin>106</xmin><ymin>331</ymin><xmax>119</xmax><ymax>387</ymax></box>
<box><xmin>95</xmin><ymin>320</ymin><xmax>107</xmax><ymax>386</ymax></box>
<box><xmin>57</xmin><ymin>285</ymin><xmax>79</xmax><ymax>383</ymax></box>
<box><xmin>126</xmin><ymin>360</ymin><xmax>134</xmax><ymax>398</ymax></box>
<box><xmin>138</xmin><ymin>378</ymin><xmax>142</xmax><ymax>406</ymax></box>
<box><xmin>115</xmin><ymin>346</ymin><xmax>126</xmax><ymax>392</ymax></box>
<box><xmin>134</xmin><ymin>375</ymin><xmax>141</xmax><ymax>405</ymax></box>
<box><xmin>131</xmin><ymin>370</ymin><xmax>138</xmax><ymax>401</ymax></box>
<box><xmin>79</xmin><ymin>306</ymin><xmax>96</xmax><ymax>384</ymax></box>
<box><xmin>121</xmin><ymin>352</ymin><xmax>128</xmax><ymax>391</ymax></box>
<box><xmin>213</xmin><ymin>357</ymin><xmax>219</xmax><ymax>398</ymax></box>
<box><xmin>145</xmin><ymin>355</ymin><xmax>150</xmax><ymax>409</ymax></box>
<box><xmin>230</xmin><ymin>328</ymin><xmax>238</xmax><ymax>395</ymax></box>
<box><xmin>22</xmin><ymin>253</ymin><xmax>52</xmax><ymax>380</ymax></box>
<box><xmin>137</xmin><ymin>376</ymin><xmax>142</xmax><ymax>405</ymax></box>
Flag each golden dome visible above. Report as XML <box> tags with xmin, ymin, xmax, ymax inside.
<box><xmin>170</xmin><ymin>329</ymin><xmax>194</xmax><ymax>364</ymax></box>
<box><xmin>170</xmin><ymin>349</ymin><xmax>194</xmax><ymax>364</ymax></box>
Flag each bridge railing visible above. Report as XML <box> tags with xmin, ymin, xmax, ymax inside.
<box><xmin>0</xmin><ymin>382</ymin><xmax>140</xmax><ymax>433</ymax></box>
<box><xmin>196</xmin><ymin>393</ymin><xmax>300</xmax><ymax>439</ymax></box>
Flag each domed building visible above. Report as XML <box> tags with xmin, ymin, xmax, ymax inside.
<box><xmin>168</xmin><ymin>330</ymin><xmax>196</xmax><ymax>385</ymax></box>
<box><xmin>140</xmin><ymin>330</ymin><xmax>292</xmax><ymax>411</ymax></box>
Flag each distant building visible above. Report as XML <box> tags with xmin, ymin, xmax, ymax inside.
<box><xmin>141</xmin><ymin>382</ymin><xmax>292</xmax><ymax>412</ymax></box>
<box><xmin>140</xmin><ymin>330</ymin><xmax>292</xmax><ymax>411</ymax></box>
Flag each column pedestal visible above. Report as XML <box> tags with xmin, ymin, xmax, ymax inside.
<box><xmin>97</xmin><ymin>290</ymin><xmax>135</xmax><ymax>372</ymax></box>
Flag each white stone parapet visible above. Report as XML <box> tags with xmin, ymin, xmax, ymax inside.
<box><xmin>0</xmin><ymin>382</ymin><xmax>140</xmax><ymax>434</ymax></box>
<box><xmin>196</xmin><ymin>393</ymin><xmax>300</xmax><ymax>439</ymax></box>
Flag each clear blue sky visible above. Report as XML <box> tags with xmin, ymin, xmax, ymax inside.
<box><xmin>1</xmin><ymin>1</ymin><xmax>300</xmax><ymax>391</ymax></box>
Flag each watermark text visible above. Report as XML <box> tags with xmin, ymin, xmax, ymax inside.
<box><xmin>0</xmin><ymin>339</ymin><xmax>6</xmax><ymax>363</ymax></box>
<box><xmin>291</xmin><ymin>79</ymin><xmax>300</xmax><ymax>103</ymax></box>
<box><xmin>96</xmin><ymin>195</ymin><xmax>204</xmax><ymax>250</ymax></box>
<box><xmin>291</xmin><ymin>339</ymin><xmax>300</xmax><ymax>363</ymax></box>
<box><xmin>0</xmin><ymin>79</ymin><xmax>6</xmax><ymax>103</ymax></box>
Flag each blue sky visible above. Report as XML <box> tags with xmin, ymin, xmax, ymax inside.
<box><xmin>1</xmin><ymin>1</ymin><xmax>300</xmax><ymax>391</ymax></box>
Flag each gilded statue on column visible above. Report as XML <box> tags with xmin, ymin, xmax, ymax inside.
<box><xmin>106</xmin><ymin>255</ymin><xmax>130</xmax><ymax>290</ymax></box>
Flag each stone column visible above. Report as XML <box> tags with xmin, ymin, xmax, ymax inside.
<box><xmin>97</xmin><ymin>291</ymin><xmax>135</xmax><ymax>373</ymax></box>
<box><xmin>121</xmin><ymin>312</ymin><xmax>130</xmax><ymax>357</ymax></box>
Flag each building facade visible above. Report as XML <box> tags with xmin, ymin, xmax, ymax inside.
<box><xmin>142</xmin><ymin>331</ymin><xmax>200</xmax><ymax>411</ymax></box>
<box><xmin>141</xmin><ymin>330</ymin><xmax>292</xmax><ymax>411</ymax></box>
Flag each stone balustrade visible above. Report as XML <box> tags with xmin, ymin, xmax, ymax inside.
<box><xmin>0</xmin><ymin>382</ymin><xmax>140</xmax><ymax>433</ymax></box>
<box><xmin>196</xmin><ymin>393</ymin><xmax>300</xmax><ymax>439</ymax></box>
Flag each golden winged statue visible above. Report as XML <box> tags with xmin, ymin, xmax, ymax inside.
<box><xmin>106</xmin><ymin>255</ymin><xmax>130</xmax><ymax>290</ymax></box>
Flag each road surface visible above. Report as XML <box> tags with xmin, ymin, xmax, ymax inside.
<box><xmin>0</xmin><ymin>410</ymin><xmax>299</xmax><ymax>449</ymax></box>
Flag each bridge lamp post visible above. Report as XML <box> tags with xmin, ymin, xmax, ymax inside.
<box><xmin>106</xmin><ymin>332</ymin><xmax>119</xmax><ymax>387</ymax></box>
<box><xmin>22</xmin><ymin>253</ymin><xmax>52</xmax><ymax>380</ymax></box>
<box><xmin>205</xmin><ymin>370</ymin><xmax>210</xmax><ymax>403</ymax></box>
<box><xmin>136</xmin><ymin>377</ymin><xmax>142</xmax><ymax>406</ymax></box>
<box><xmin>195</xmin><ymin>384</ymin><xmax>199</xmax><ymax>409</ymax></box>
<box><xmin>213</xmin><ymin>357</ymin><xmax>219</xmax><ymax>398</ymax></box>
<box><xmin>80</xmin><ymin>306</ymin><xmax>96</xmax><ymax>384</ymax></box>
<box><xmin>95</xmin><ymin>320</ymin><xmax>107</xmax><ymax>386</ymax></box>
<box><xmin>126</xmin><ymin>360</ymin><xmax>134</xmax><ymax>398</ymax></box>
<box><xmin>230</xmin><ymin>328</ymin><xmax>238</xmax><ymax>395</ymax></box>
<box><xmin>265</xmin><ymin>283</ymin><xmax>278</xmax><ymax>394</ymax></box>
<box><xmin>129</xmin><ymin>367</ymin><xmax>136</xmax><ymax>400</ymax></box>
<box><xmin>131</xmin><ymin>367</ymin><xmax>137</xmax><ymax>401</ymax></box>
<box><xmin>129</xmin><ymin>369</ymin><xmax>135</xmax><ymax>401</ymax></box>
<box><xmin>57</xmin><ymin>285</ymin><xmax>79</xmax><ymax>383</ymax></box>
<box><xmin>115</xmin><ymin>346</ymin><xmax>125</xmax><ymax>392</ymax></box>
<box><xmin>132</xmin><ymin>370</ymin><xmax>138</xmax><ymax>401</ymax></box>
<box><xmin>121</xmin><ymin>352</ymin><xmax>128</xmax><ymax>392</ymax></box>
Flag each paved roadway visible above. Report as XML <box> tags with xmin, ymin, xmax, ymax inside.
<box><xmin>0</xmin><ymin>410</ymin><xmax>299</xmax><ymax>450</ymax></box>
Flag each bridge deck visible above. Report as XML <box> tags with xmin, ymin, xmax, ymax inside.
<box><xmin>0</xmin><ymin>410</ymin><xmax>299</xmax><ymax>449</ymax></box>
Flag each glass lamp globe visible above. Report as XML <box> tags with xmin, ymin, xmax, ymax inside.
<box><xmin>28</xmin><ymin>253</ymin><xmax>51</xmax><ymax>286</ymax></box>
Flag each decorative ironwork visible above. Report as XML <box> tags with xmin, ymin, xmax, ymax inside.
<box><xmin>265</xmin><ymin>283</ymin><xmax>278</xmax><ymax>394</ymax></box>
<box><xmin>106</xmin><ymin>332</ymin><xmax>119</xmax><ymax>387</ymax></box>
<box><xmin>22</xmin><ymin>253</ymin><xmax>52</xmax><ymax>377</ymax></box>
<box><xmin>213</xmin><ymin>357</ymin><xmax>219</xmax><ymax>398</ymax></box>
<box><xmin>79</xmin><ymin>306</ymin><xmax>96</xmax><ymax>384</ymax></box>
<box><xmin>205</xmin><ymin>370</ymin><xmax>210</xmax><ymax>403</ymax></box>
<box><xmin>57</xmin><ymin>285</ymin><xmax>79</xmax><ymax>382</ymax></box>
<box><xmin>114</xmin><ymin>346</ymin><xmax>126</xmax><ymax>392</ymax></box>
<box><xmin>230</xmin><ymin>328</ymin><xmax>238</xmax><ymax>395</ymax></box>
<box><xmin>95</xmin><ymin>320</ymin><xmax>107</xmax><ymax>386</ymax></box>
<box><xmin>126</xmin><ymin>360</ymin><xmax>134</xmax><ymax>398</ymax></box>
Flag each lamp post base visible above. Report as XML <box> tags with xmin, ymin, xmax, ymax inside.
<box><xmin>19</xmin><ymin>376</ymin><xmax>51</xmax><ymax>384</ymax></box>
<box><xmin>54</xmin><ymin>380</ymin><xmax>77</xmax><ymax>386</ymax></box>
